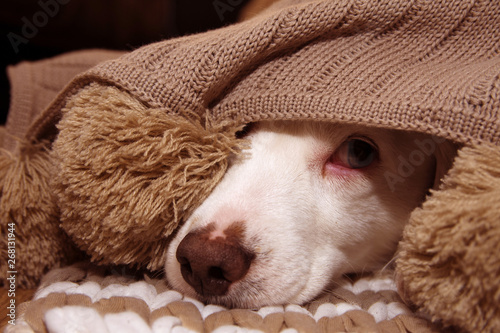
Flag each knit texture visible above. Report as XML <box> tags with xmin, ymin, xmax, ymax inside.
<box><xmin>1</xmin><ymin>50</ymin><xmax>124</xmax><ymax>288</ymax></box>
<box><xmin>30</xmin><ymin>0</ymin><xmax>500</xmax><ymax>146</ymax></box>
<box><xmin>5</xmin><ymin>49</ymin><xmax>124</xmax><ymax>152</ymax></box>
<box><xmin>1</xmin><ymin>0</ymin><xmax>499</xmax><ymax>331</ymax></box>
<box><xmin>8</xmin><ymin>263</ymin><xmax>439</xmax><ymax>333</ymax></box>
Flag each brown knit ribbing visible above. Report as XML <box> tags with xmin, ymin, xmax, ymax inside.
<box><xmin>5</xmin><ymin>50</ymin><xmax>124</xmax><ymax>152</ymax></box>
<box><xmin>29</xmin><ymin>0</ymin><xmax>500</xmax><ymax>146</ymax></box>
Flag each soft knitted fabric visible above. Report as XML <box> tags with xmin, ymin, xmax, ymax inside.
<box><xmin>4</xmin><ymin>49</ymin><xmax>125</xmax><ymax>152</ymax></box>
<box><xmin>397</xmin><ymin>142</ymin><xmax>500</xmax><ymax>333</ymax></box>
<box><xmin>1</xmin><ymin>50</ymin><xmax>124</xmax><ymax>289</ymax></box>
<box><xmin>239</xmin><ymin>0</ymin><xmax>281</xmax><ymax>20</ymax></box>
<box><xmin>29</xmin><ymin>0</ymin><xmax>500</xmax><ymax>147</ymax></box>
<box><xmin>1</xmin><ymin>0</ymin><xmax>499</xmax><ymax>331</ymax></box>
<box><xmin>9</xmin><ymin>263</ymin><xmax>439</xmax><ymax>333</ymax></box>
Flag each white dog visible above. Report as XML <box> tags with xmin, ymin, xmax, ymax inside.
<box><xmin>165</xmin><ymin>121</ymin><xmax>457</xmax><ymax>308</ymax></box>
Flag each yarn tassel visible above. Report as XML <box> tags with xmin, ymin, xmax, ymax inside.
<box><xmin>53</xmin><ymin>83</ymin><xmax>245</xmax><ymax>271</ymax></box>
<box><xmin>0</xmin><ymin>142</ymin><xmax>81</xmax><ymax>288</ymax></box>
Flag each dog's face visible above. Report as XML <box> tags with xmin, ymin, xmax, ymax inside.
<box><xmin>165</xmin><ymin>121</ymin><xmax>456</xmax><ymax>308</ymax></box>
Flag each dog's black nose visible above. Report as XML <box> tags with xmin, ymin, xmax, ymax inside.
<box><xmin>175</xmin><ymin>224</ymin><xmax>254</xmax><ymax>297</ymax></box>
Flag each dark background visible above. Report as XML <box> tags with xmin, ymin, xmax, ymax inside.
<box><xmin>0</xmin><ymin>0</ymin><xmax>251</xmax><ymax>124</ymax></box>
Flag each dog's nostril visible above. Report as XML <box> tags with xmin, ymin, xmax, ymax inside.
<box><xmin>208</xmin><ymin>266</ymin><xmax>227</xmax><ymax>281</ymax></box>
<box><xmin>178</xmin><ymin>256</ymin><xmax>188</xmax><ymax>266</ymax></box>
<box><xmin>175</xmin><ymin>229</ymin><xmax>254</xmax><ymax>297</ymax></box>
<box><xmin>180</xmin><ymin>261</ymin><xmax>192</xmax><ymax>274</ymax></box>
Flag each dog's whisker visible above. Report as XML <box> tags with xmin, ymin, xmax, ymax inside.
<box><xmin>344</xmin><ymin>261</ymin><xmax>359</xmax><ymax>276</ymax></box>
<box><xmin>149</xmin><ymin>269</ymin><xmax>163</xmax><ymax>280</ymax></box>
<box><xmin>380</xmin><ymin>255</ymin><xmax>398</xmax><ymax>273</ymax></box>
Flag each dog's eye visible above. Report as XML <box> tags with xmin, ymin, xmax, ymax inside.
<box><xmin>334</xmin><ymin>138</ymin><xmax>378</xmax><ymax>169</ymax></box>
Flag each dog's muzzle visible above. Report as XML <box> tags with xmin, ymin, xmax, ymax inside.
<box><xmin>175</xmin><ymin>223</ymin><xmax>255</xmax><ymax>297</ymax></box>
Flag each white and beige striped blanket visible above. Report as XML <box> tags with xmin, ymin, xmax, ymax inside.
<box><xmin>6</xmin><ymin>263</ymin><xmax>438</xmax><ymax>333</ymax></box>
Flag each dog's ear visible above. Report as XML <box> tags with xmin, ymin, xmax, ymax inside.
<box><xmin>432</xmin><ymin>139</ymin><xmax>460</xmax><ymax>190</ymax></box>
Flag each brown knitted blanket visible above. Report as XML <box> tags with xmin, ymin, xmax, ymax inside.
<box><xmin>2</xmin><ymin>0</ymin><xmax>499</xmax><ymax>332</ymax></box>
<box><xmin>28</xmin><ymin>0</ymin><xmax>500</xmax><ymax>147</ymax></box>
<box><xmin>3</xmin><ymin>49</ymin><xmax>125</xmax><ymax>153</ymax></box>
<box><xmin>2</xmin><ymin>49</ymin><xmax>439</xmax><ymax>333</ymax></box>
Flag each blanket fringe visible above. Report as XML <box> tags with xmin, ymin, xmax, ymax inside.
<box><xmin>0</xmin><ymin>142</ymin><xmax>81</xmax><ymax>288</ymax></box>
<box><xmin>397</xmin><ymin>142</ymin><xmax>500</xmax><ymax>332</ymax></box>
<box><xmin>53</xmin><ymin>83</ymin><xmax>245</xmax><ymax>271</ymax></box>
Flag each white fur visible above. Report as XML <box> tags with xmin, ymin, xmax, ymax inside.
<box><xmin>165</xmin><ymin>121</ymin><xmax>456</xmax><ymax>308</ymax></box>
